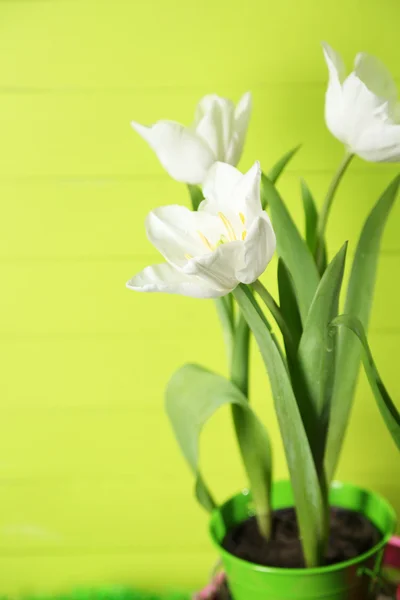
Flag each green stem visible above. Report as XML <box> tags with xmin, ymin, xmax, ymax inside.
<box><xmin>315</xmin><ymin>152</ymin><xmax>354</xmax><ymax>272</ymax></box>
<box><xmin>216</xmin><ymin>294</ymin><xmax>272</xmax><ymax>537</ymax></box>
<box><xmin>231</xmin><ymin>315</ymin><xmax>271</xmax><ymax>538</ymax></box>
<box><xmin>230</xmin><ymin>293</ymin><xmax>271</xmax><ymax>538</ymax></box>
<box><xmin>214</xmin><ymin>296</ymin><xmax>235</xmax><ymax>365</ymax></box>
<box><xmin>252</xmin><ymin>280</ymin><xmax>296</xmax><ymax>360</ymax></box>
<box><xmin>229</xmin><ymin>287</ymin><xmax>290</xmax><ymax>540</ymax></box>
<box><xmin>230</xmin><ymin>314</ymin><xmax>250</xmax><ymax>397</ymax></box>
<box><xmin>215</xmin><ymin>296</ymin><xmax>266</xmax><ymax>534</ymax></box>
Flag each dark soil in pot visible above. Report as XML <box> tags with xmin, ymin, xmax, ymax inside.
<box><xmin>222</xmin><ymin>506</ymin><xmax>382</xmax><ymax>568</ymax></box>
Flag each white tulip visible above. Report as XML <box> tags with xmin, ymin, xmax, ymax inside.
<box><xmin>131</xmin><ymin>92</ymin><xmax>252</xmax><ymax>184</ymax></box>
<box><xmin>127</xmin><ymin>162</ymin><xmax>276</xmax><ymax>298</ymax></box>
<box><xmin>322</xmin><ymin>42</ymin><xmax>400</xmax><ymax>162</ymax></box>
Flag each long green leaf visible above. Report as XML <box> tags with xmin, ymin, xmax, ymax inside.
<box><xmin>266</xmin><ymin>145</ymin><xmax>301</xmax><ymax>189</ymax></box>
<box><xmin>315</xmin><ymin>153</ymin><xmax>354</xmax><ymax>272</ymax></box>
<box><xmin>325</xmin><ymin>175</ymin><xmax>400</xmax><ymax>482</ymax></box>
<box><xmin>233</xmin><ymin>284</ymin><xmax>326</xmax><ymax>567</ymax></box>
<box><xmin>329</xmin><ymin>315</ymin><xmax>400</xmax><ymax>450</ymax></box>
<box><xmin>277</xmin><ymin>259</ymin><xmax>303</xmax><ymax>385</ymax></box>
<box><xmin>301</xmin><ymin>179</ymin><xmax>327</xmax><ymax>273</ymax></box>
<box><xmin>296</xmin><ymin>243</ymin><xmax>347</xmax><ymax>470</ymax></box>
<box><xmin>165</xmin><ymin>364</ymin><xmax>272</xmax><ymax>535</ymax></box>
<box><xmin>261</xmin><ymin>174</ymin><xmax>320</xmax><ymax>324</ymax></box>
<box><xmin>252</xmin><ymin>279</ymin><xmax>297</xmax><ymax>360</ymax></box>
<box><xmin>277</xmin><ymin>258</ymin><xmax>303</xmax><ymax>350</ymax></box>
<box><xmin>301</xmin><ymin>178</ymin><xmax>318</xmax><ymax>253</ymax></box>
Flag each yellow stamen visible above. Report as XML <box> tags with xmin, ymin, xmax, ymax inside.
<box><xmin>215</xmin><ymin>234</ymin><xmax>228</xmax><ymax>248</ymax></box>
<box><xmin>239</xmin><ymin>212</ymin><xmax>246</xmax><ymax>224</ymax></box>
<box><xmin>218</xmin><ymin>212</ymin><xmax>237</xmax><ymax>241</ymax></box>
<box><xmin>242</xmin><ymin>230</ymin><xmax>247</xmax><ymax>241</ymax></box>
<box><xmin>197</xmin><ymin>231</ymin><xmax>214</xmax><ymax>251</ymax></box>
<box><xmin>184</xmin><ymin>253</ymin><xmax>193</xmax><ymax>260</ymax></box>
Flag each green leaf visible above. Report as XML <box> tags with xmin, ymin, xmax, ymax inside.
<box><xmin>261</xmin><ymin>145</ymin><xmax>301</xmax><ymax>209</ymax></box>
<box><xmin>266</xmin><ymin>145</ymin><xmax>301</xmax><ymax>188</ymax></box>
<box><xmin>252</xmin><ymin>279</ymin><xmax>297</xmax><ymax>362</ymax></box>
<box><xmin>301</xmin><ymin>179</ymin><xmax>327</xmax><ymax>273</ymax></box>
<box><xmin>187</xmin><ymin>184</ymin><xmax>204</xmax><ymax>211</ymax></box>
<box><xmin>301</xmin><ymin>179</ymin><xmax>318</xmax><ymax>253</ymax></box>
<box><xmin>233</xmin><ymin>284</ymin><xmax>327</xmax><ymax>567</ymax></box>
<box><xmin>325</xmin><ymin>175</ymin><xmax>400</xmax><ymax>482</ymax></box>
<box><xmin>329</xmin><ymin>315</ymin><xmax>400</xmax><ymax>451</ymax></box>
<box><xmin>165</xmin><ymin>364</ymin><xmax>272</xmax><ymax>535</ymax></box>
<box><xmin>296</xmin><ymin>243</ymin><xmax>347</xmax><ymax>469</ymax></box>
<box><xmin>315</xmin><ymin>153</ymin><xmax>354</xmax><ymax>273</ymax></box>
<box><xmin>261</xmin><ymin>174</ymin><xmax>320</xmax><ymax>324</ymax></box>
<box><xmin>277</xmin><ymin>259</ymin><xmax>303</xmax><ymax>386</ymax></box>
<box><xmin>277</xmin><ymin>258</ymin><xmax>302</xmax><ymax>351</ymax></box>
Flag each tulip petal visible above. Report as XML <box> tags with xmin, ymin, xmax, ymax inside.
<box><xmin>202</xmin><ymin>161</ymin><xmax>262</xmax><ymax>225</ymax></box>
<box><xmin>355</xmin><ymin>121</ymin><xmax>400</xmax><ymax>162</ymax></box>
<box><xmin>194</xmin><ymin>95</ymin><xmax>235</xmax><ymax>160</ymax></box>
<box><xmin>342</xmin><ymin>72</ymin><xmax>391</xmax><ymax>124</ymax></box>
<box><xmin>225</xmin><ymin>91</ymin><xmax>252</xmax><ymax>165</ymax></box>
<box><xmin>322</xmin><ymin>42</ymin><xmax>346</xmax><ymax>84</ymax></box>
<box><xmin>230</xmin><ymin>161</ymin><xmax>262</xmax><ymax>223</ymax></box>
<box><xmin>194</xmin><ymin>100</ymin><xmax>222</xmax><ymax>160</ymax></box>
<box><xmin>322</xmin><ymin>42</ymin><xmax>400</xmax><ymax>163</ymax></box>
<box><xmin>340</xmin><ymin>72</ymin><xmax>399</xmax><ymax>159</ymax></box>
<box><xmin>322</xmin><ymin>42</ymin><xmax>347</xmax><ymax>144</ymax></box>
<box><xmin>131</xmin><ymin>121</ymin><xmax>215</xmax><ymax>184</ymax></box>
<box><xmin>201</xmin><ymin>162</ymin><xmax>243</xmax><ymax>209</ymax></box>
<box><xmin>236</xmin><ymin>213</ymin><xmax>276</xmax><ymax>284</ymax></box>
<box><xmin>146</xmin><ymin>205</ymin><xmax>224</xmax><ymax>267</ymax></box>
<box><xmin>355</xmin><ymin>52</ymin><xmax>397</xmax><ymax>107</ymax></box>
<box><xmin>184</xmin><ymin>242</ymin><xmax>241</xmax><ymax>292</ymax></box>
<box><xmin>126</xmin><ymin>263</ymin><xmax>224</xmax><ymax>298</ymax></box>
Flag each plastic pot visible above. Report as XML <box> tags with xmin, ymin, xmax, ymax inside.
<box><xmin>209</xmin><ymin>480</ymin><xmax>396</xmax><ymax>600</ymax></box>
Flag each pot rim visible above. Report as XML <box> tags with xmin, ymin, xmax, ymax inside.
<box><xmin>209</xmin><ymin>479</ymin><xmax>397</xmax><ymax>576</ymax></box>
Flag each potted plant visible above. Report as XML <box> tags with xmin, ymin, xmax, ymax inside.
<box><xmin>126</xmin><ymin>42</ymin><xmax>400</xmax><ymax>600</ymax></box>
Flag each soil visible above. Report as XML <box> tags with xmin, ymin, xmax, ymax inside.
<box><xmin>222</xmin><ymin>506</ymin><xmax>382</xmax><ymax>569</ymax></box>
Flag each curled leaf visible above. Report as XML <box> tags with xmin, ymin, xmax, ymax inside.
<box><xmin>166</xmin><ymin>364</ymin><xmax>272</xmax><ymax>535</ymax></box>
<box><xmin>329</xmin><ymin>315</ymin><xmax>400</xmax><ymax>451</ymax></box>
<box><xmin>325</xmin><ymin>175</ymin><xmax>400</xmax><ymax>481</ymax></box>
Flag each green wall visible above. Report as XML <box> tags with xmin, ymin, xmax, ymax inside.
<box><xmin>0</xmin><ymin>0</ymin><xmax>399</xmax><ymax>594</ymax></box>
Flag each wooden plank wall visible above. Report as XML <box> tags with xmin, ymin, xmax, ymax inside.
<box><xmin>0</xmin><ymin>0</ymin><xmax>399</xmax><ymax>594</ymax></box>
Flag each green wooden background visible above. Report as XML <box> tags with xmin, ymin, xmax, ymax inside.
<box><xmin>0</xmin><ymin>0</ymin><xmax>399</xmax><ymax>594</ymax></box>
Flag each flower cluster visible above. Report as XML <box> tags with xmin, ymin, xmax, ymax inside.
<box><xmin>128</xmin><ymin>43</ymin><xmax>400</xmax><ymax>298</ymax></box>
<box><xmin>124</xmin><ymin>42</ymin><xmax>400</xmax><ymax>571</ymax></box>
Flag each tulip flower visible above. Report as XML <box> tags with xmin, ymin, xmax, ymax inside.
<box><xmin>322</xmin><ymin>42</ymin><xmax>400</xmax><ymax>162</ymax></box>
<box><xmin>131</xmin><ymin>92</ymin><xmax>252</xmax><ymax>184</ymax></box>
<box><xmin>127</xmin><ymin>162</ymin><xmax>276</xmax><ymax>298</ymax></box>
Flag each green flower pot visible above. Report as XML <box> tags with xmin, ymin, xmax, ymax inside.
<box><xmin>209</xmin><ymin>480</ymin><xmax>396</xmax><ymax>600</ymax></box>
